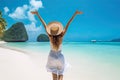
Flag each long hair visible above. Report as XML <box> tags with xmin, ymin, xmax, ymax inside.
<box><xmin>49</xmin><ymin>33</ymin><xmax>63</xmax><ymax>50</ymax></box>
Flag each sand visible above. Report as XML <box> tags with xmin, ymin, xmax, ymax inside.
<box><xmin>0</xmin><ymin>45</ymin><xmax>52</xmax><ymax>80</ymax></box>
<box><xmin>0</xmin><ymin>42</ymin><xmax>71</xmax><ymax>80</ymax></box>
<box><xmin>0</xmin><ymin>41</ymin><xmax>120</xmax><ymax>80</ymax></box>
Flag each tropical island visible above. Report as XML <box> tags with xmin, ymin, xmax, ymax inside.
<box><xmin>0</xmin><ymin>11</ymin><xmax>49</xmax><ymax>42</ymax></box>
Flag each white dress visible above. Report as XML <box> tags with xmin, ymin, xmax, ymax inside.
<box><xmin>46</xmin><ymin>44</ymin><xmax>65</xmax><ymax>75</ymax></box>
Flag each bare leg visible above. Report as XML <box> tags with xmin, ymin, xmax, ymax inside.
<box><xmin>58</xmin><ymin>75</ymin><xmax>63</xmax><ymax>80</ymax></box>
<box><xmin>52</xmin><ymin>73</ymin><xmax>58</xmax><ymax>80</ymax></box>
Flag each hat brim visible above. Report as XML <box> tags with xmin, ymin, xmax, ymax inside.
<box><xmin>46</xmin><ymin>22</ymin><xmax>63</xmax><ymax>35</ymax></box>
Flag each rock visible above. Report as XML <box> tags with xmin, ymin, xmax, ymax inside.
<box><xmin>37</xmin><ymin>34</ymin><xmax>49</xmax><ymax>42</ymax></box>
<box><xmin>3</xmin><ymin>22</ymin><xmax>28</xmax><ymax>42</ymax></box>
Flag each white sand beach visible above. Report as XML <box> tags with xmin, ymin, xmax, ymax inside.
<box><xmin>0</xmin><ymin>44</ymin><xmax>72</xmax><ymax>80</ymax></box>
<box><xmin>0</xmin><ymin>42</ymin><xmax>120</xmax><ymax>80</ymax></box>
<box><xmin>0</xmin><ymin>46</ymin><xmax>52</xmax><ymax>80</ymax></box>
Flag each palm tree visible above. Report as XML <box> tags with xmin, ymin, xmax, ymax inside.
<box><xmin>0</xmin><ymin>11</ymin><xmax>7</xmax><ymax>39</ymax></box>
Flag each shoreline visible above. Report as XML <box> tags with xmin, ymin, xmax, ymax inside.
<box><xmin>0</xmin><ymin>41</ymin><xmax>30</xmax><ymax>54</ymax></box>
<box><xmin>0</xmin><ymin>42</ymin><xmax>51</xmax><ymax>80</ymax></box>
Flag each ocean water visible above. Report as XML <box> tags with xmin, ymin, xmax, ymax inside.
<box><xmin>3</xmin><ymin>42</ymin><xmax>120</xmax><ymax>80</ymax></box>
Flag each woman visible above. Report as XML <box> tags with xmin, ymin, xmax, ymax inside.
<box><xmin>31</xmin><ymin>10</ymin><xmax>82</xmax><ymax>80</ymax></box>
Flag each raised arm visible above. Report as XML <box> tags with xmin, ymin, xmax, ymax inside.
<box><xmin>63</xmin><ymin>11</ymin><xmax>82</xmax><ymax>35</ymax></box>
<box><xmin>31</xmin><ymin>11</ymin><xmax>49</xmax><ymax>35</ymax></box>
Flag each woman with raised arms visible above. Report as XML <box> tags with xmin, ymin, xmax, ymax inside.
<box><xmin>31</xmin><ymin>10</ymin><xmax>82</xmax><ymax>80</ymax></box>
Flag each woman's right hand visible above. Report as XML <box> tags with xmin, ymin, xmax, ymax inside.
<box><xmin>75</xmin><ymin>10</ymin><xmax>83</xmax><ymax>14</ymax></box>
<box><xmin>31</xmin><ymin>10</ymin><xmax>38</xmax><ymax>15</ymax></box>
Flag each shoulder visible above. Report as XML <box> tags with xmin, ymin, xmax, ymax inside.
<box><xmin>59</xmin><ymin>32</ymin><xmax>64</xmax><ymax>37</ymax></box>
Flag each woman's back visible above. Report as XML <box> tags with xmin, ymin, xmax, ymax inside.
<box><xmin>49</xmin><ymin>32</ymin><xmax>64</xmax><ymax>51</ymax></box>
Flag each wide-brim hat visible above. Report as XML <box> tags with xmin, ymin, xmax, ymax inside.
<box><xmin>46</xmin><ymin>22</ymin><xmax>63</xmax><ymax>35</ymax></box>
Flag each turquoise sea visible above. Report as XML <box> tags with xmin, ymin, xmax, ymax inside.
<box><xmin>4</xmin><ymin>42</ymin><xmax>120</xmax><ymax>65</ymax></box>
<box><xmin>3</xmin><ymin>42</ymin><xmax>120</xmax><ymax>80</ymax></box>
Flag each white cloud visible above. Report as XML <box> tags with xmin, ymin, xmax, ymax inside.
<box><xmin>8</xmin><ymin>5</ymin><xmax>28</xmax><ymax>19</ymax></box>
<box><xmin>25</xmin><ymin>22</ymin><xmax>42</xmax><ymax>31</ymax></box>
<box><xmin>30</xmin><ymin>0</ymin><xmax>43</xmax><ymax>10</ymax></box>
<box><xmin>6</xmin><ymin>0</ymin><xmax>44</xmax><ymax>41</ymax></box>
<box><xmin>27</xmin><ymin>11</ymin><xmax>36</xmax><ymax>22</ymax></box>
<box><xmin>4</xmin><ymin>7</ymin><xmax>9</xmax><ymax>14</ymax></box>
<box><xmin>8</xmin><ymin>0</ymin><xmax>43</xmax><ymax>22</ymax></box>
<box><xmin>25</xmin><ymin>22</ymin><xmax>44</xmax><ymax>41</ymax></box>
<box><xmin>27</xmin><ymin>0</ymin><xmax>43</xmax><ymax>22</ymax></box>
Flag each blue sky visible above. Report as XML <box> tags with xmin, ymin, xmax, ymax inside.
<box><xmin>0</xmin><ymin>0</ymin><xmax>120</xmax><ymax>41</ymax></box>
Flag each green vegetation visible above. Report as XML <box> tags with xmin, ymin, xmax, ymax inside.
<box><xmin>37</xmin><ymin>34</ymin><xmax>49</xmax><ymax>42</ymax></box>
<box><xmin>0</xmin><ymin>11</ymin><xmax>7</xmax><ymax>39</ymax></box>
<box><xmin>3</xmin><ymin>22</ymin><xmax>28</xmax><ymax>42</ymax></box>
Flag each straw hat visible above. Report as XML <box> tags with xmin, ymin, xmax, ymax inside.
<box><xmin>46</xmin><ymin>22</ymin><xmax>63</xmax><ymax>35</ymax></box>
